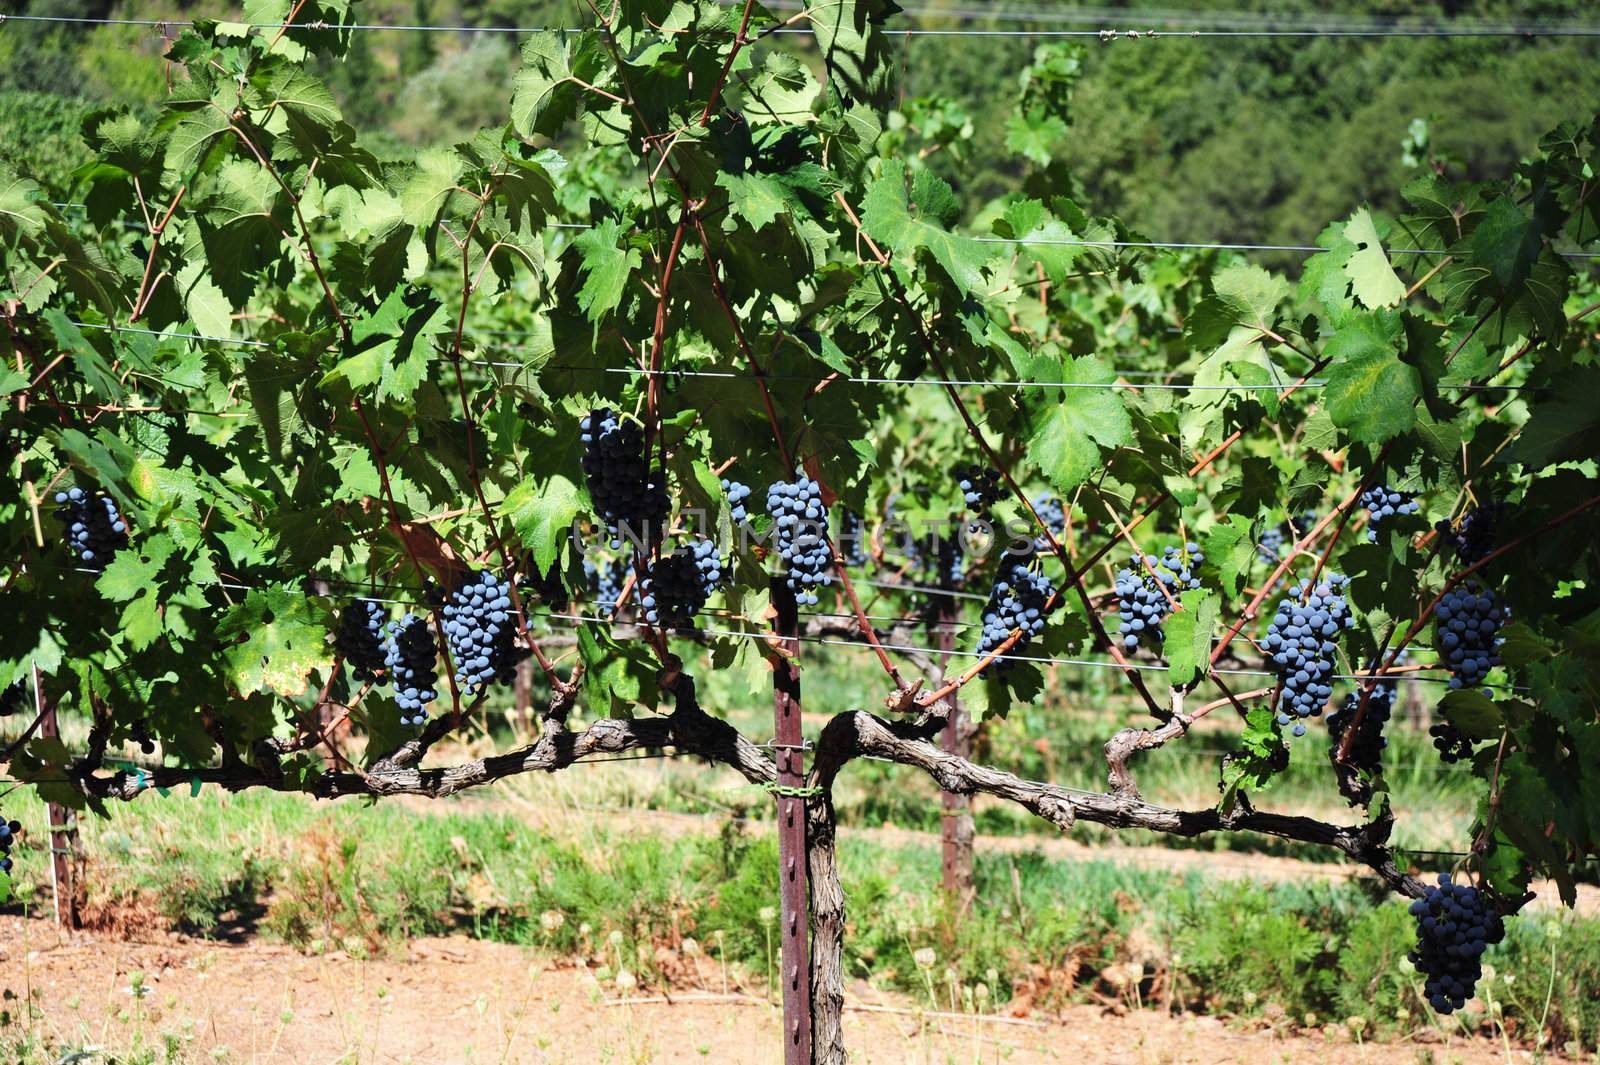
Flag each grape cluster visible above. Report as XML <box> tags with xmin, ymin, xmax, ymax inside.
<box><xmin>1257</xmin><ymin>525</ymin><xmax>1286</xmax><ymax>564</ymax></box>
<box><xmin>383</xmin><ymin>615</ymin><xmax>440</xmax><ymax>726</ymax></box>
<box><xmin>0</xmin><ymin>816</ymin><xmax>19</xmax><ymax>875</ymax></box>
<box><xmin>520</xmin><ymin>560</ymin><xmax>567</xmax><ymax>604</ymax></box>
<box><xmin>1408</xmin><ymin>874</ymin><xmax>1506</xmax><ymax>1014</ymax></box>
<box><xmin>721</xmin><ymin>478</ymin><xmax>753</xmax><ymax>525</ymax></box>
<box><xmin>932</xmin><ymin>532</ymin><xmax>965</xmax><ymax>588</ymax></box>
<box><xmin>0</xmin><ymin>679</ymin><xmax>24</xmax><ymax>718</ymax></box>
<box><xmin>976</xmin><ymin>552</ymin><xmax>1056</xmax><ymax>667</ymax></box>
<box><xmin>129</xmin><ymin>718</ymin><xmax>157</xmax><ymax>756</ymax></box>
<box><xmin>765</xmin><ymin>476</ymin><xmax>833</xmax><ymax>605</ymax></box>
<box><xmin>54</xmin><ymin>487</ymin><xmax>129</xmax><ymax>565</ymax></box>
<box><xmin>585</xmin><ymin>557</ymin><xmax>627</xmax><ymax>616</ymax></box>
<box><xmin>1032</xmin><ymin>495</ymin><xmax>1066</xmax><ymax>551</ymax></box>
<box><xmin>1265</xmin><ymin>574</ymin><xmax>1355</xmax><ymax>734</ymax></box>
<box><xmin>580</xmin><ymin>409</ymin><xmax>669</xmax><ymax>547</ymax></box>
<box><xmin>1430</xmin><ymin>720</ymin><xmax>1476</xmax><ymax>763</ymax></box>
<box><xmin>838</xmin><ymin>510</ymin><xmax>868</xmax><ymax>567</ymax></box>
<box><xmin>334</xmin><ymin>599</ymin><xmax>391</xmax><ymax>684</ymax></box>
<box><xmin>1359</xmin><ymin>484</ymin><xmax>1420</xmax><ymax>541</ymax></box>
<box><xmin>953</xmin><ymin>463</ymin><xmax>1003</xmax><ymax>510</ymax></box>
<box><xmin>1435</xmin><ymin>582</ymin><xmax>1504</xmax><ymax>689</ymax></box>
<box><xmin>443</xmin><ymin>572</ymin><xmax>520</xmax><ymax>692</ymax></box>
<box><xmin>642</xmin><ymin>540</ymin><xmax>724</xmax><ymax>627</ymax></box>
<box><xmin>1436</xmin><ymin>502</ymin><xmax>1504</xmax><ymax>565</ymax></box>
<box><xmin>1114</xmin><ymin>543</ymin><xmax>1203</xmax><ymax>652</ymax></box>
<box><xmin>1326</xmin><ymin>673</ymin><xmax>1396</xmax><ymax>773</ymax></box>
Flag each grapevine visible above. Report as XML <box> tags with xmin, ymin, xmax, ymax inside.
<box><xmin>383</xmin><ymin>615</ymin><xmax>441</xmax><ymax>727</ymax></box>
<box><xmin>53</xmin><ymin>487</ymin><xmax>129</xmax><ymax>566</ymax></box>
<box><xmin>1032</xmin><ymin>495</ymin><xmax>1066</xmax><ymax>551</ymax></box>
<box><xmin>641</xmin><ymin>540</ymin><xmax>724</xmax><ymax>627</ymax></box>
<box><xmin>1114</xmin><ymin>543</ymin><xmax>1203</xmax><ymax>652</ymax></box>
<box><xmin>1265</xmin><ymin>574</ymin><xmax>1355</xmax><ymax>735</ymax></box>
<box><xmin>1437</xmin><ymin>502</ymin><xmax>1505</xmax><ymax>565</ymax></box>
<box><xmin>952</xmin><ymin>463</ymin><xmax>1003</xmax><ymax>511</ymax></box>
<box><xmin>976</xmin><ymin>550</ymin><xmax>1056</xmax><ymax>667</ymax></box>
<box><xmin>0</xmin><ymin>816</ymin><xmax>18</xmax><ymax>876</ymax></box>
<box><xmin>1408</xmin><ymin>874</ymin><xmax>1507</xmax><ymax>1014</ymax></box>
<box><xmin>442</xmin><ymin>572</ymin><xmax>521</xmax><ymax>693</ymax></box>
<box><xmin>580</xmin><ymin>409</ymin><xmax>669</xmax><ymax>549</ymax></box>
<box><xmin>765</xmin><ymin>475</ymin><xmax>833</xmax><ymax>606</ymax></box>
<box><xmin>1435</xmin><ymin>582</ymin><xmax>1505</xmax><ymax>690</ymax></box>
<box><xmin>721</xmin><ymin>478</ymin><xmax>753</xmax><ymax>525</ymax></box>
<box><xmin>1257</xmin><ymin>524</ymin><xmax>1287</xmax><ymax>564</ymax></box>
<box><xmin>585</xmin><ymin>557</ymin><xmax>627</xmax><ymax>617</ymax></box>
<box><xmin>1430</xmin><ymin>720</ymin><xmax>1477</xmax><ymax>764</ymax></box>
<box><xmin>838</xmin><ymin>510</ymin><xmax>868</xmax><ymax>567</ymax></box>
<box><xmin>1359</xmin><ymin>485</ymin><xmax>1420</xmax><ymax>541</ymax></box>
<box><xmin>334</xmin><ymin>599</ymin><xmax>391</xmax><ymax>684</ymax></box>
<box><xmin>0</xmin><ymin>679</ymin><xmax>23</xmax><ymax>718</ymax></box>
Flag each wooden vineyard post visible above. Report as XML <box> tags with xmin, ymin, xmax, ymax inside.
<box><xmin>770</xmin><ymin>578</ymin><xmax>813</xmax><ymax>1065</ymax></box>
<box><xmin>33</xmin><ymin>665</ymin><xmax>79</xmax><ymax>929</ymax></box>
<box><xmin>937</xmin><ymin>598</ymin><xmax>975</xmax><ymax>902</ymax></box>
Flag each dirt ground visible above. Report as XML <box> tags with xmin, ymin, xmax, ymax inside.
<box><xmin>0</xmin><ymin>914</ymin><xmax>1575</xmax><ymax>1065</ymax></box>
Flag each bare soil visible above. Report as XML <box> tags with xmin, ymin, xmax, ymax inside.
<box><xmin>1</xmin><ymin>914</ymin><xmax>1573</xmax><ymax>1065</ymax></box>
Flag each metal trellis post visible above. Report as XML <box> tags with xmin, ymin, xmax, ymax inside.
<box><xmin>770</xmin><ymin>578</ymin><xmax>813</xmax><ymax>1065</ymax></box>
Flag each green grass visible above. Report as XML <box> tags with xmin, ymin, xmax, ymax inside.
<box><xmin>3</xmin><ymin>785</ymin><xmax>1598</xmax><ymax>1057</ymax></box>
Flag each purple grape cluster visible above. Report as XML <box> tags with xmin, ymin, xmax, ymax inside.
<box><xmin>1326</xmin><ymin>673</ymin><xmax>1396</xmax><ymax>773</ymax></box>
<box><xmin>1359</xmin><ymin>484</ymin><xmax>1420</xmax><ymax>541</ymax></box>
<box><xmin>580</xmin><ymin>409</ymin><xmax>669</xmax><ymax>548</ymax></box>
<box><xmin>1435</xmin><ymin>582</ymin><xmax>1504</xmax><ymax>689</ymax></box>
<box><xmin>334</xmin><ymin>599</ymin><xmax>390</xmax><ymax>684</ymax></box>
<box><xmin>383</xmin><ymin>615</ymin><xmax>440</xmax><ymax>726</ymax></box>
<box><xmin>1257</xmin><ymin>524</ymin><xmax>1286</xmax><ymax>564</ymax></box>
<box><xmin>0</xmin><ymin>816</ymin><xmax>19</xmax><ymax>875</ymax></box>
<box><xmin>0</xmin><ymin>679</ymin><xmax>23</xmax><ymax>718</ymax></box>
<box><xmin>766</xmin><ymin>476</ymin><xmax>833</xmax><ymax>606</ymax></box>
<box><xmin>1408</xmin><ymin>874</ymin><xmax>1506</xmax><ymax>1014</ymax></box>
<box><xmin>721</xmin><ymin>478</ymin><xmax>753</xmax><ymax>524</ymax></box>
<box><xmin>1114</xmin><ymin>543</ymin><xmax>1203</xmax><ymax>652</ymax></box>
<box><xmin>442</xmin><ymin>572</ymin><xmax>519</xmax><ymax>692</ymax></box>
<box><xmin>953</xmin><ymin>463</ymin><xmax>1003</xmax><ymax>510</ymax></box>
<box><xmin>976</xmin><ymin>552</ymin><xmax>1056</xmax><ymax>668</ymax></box>
<box><xmin>931</xmin><ymin>532</ymin><xmax>965</xmax><ymax>588</ymax></box>
<box><xmin>1436</xmin><ymin>502</ymin><xmax>1504</xmax><ymax>565</ymax></box>
<box><xmin>1430</xmin><ymin>720</ymin><xmax>1475</xmax><ymax>764</ymax></box>
<box><xmin>838</xmin><ymin>510</ymin><xmax>868</xmax><ymax>567</ymax></box>
<box><xmin>54</xmin><ymin>487</ymin><xmax>129</xmax><ymax>565</ymax></box>
<box><xmin>1265</xmin><ymin>574</ymin><xmax>1355</xmax><ymax>735</ymax></box>
<box><xmin>585</xmin><ymin>557</ymin><xmax>627</xmax><ymax>617</ymax></box>
<box><xmin>1032</xmin><ymin>495</ymin><xmax>1066</xmax><ymax>551</ymax></box>
<box><xmin>642</xmin><ymin>539</ymin><xmax>724</xmax><ymax>627</ymax></box>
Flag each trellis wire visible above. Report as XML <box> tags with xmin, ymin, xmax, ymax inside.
<box><xmin>5</xmin><ymin>11</ymin><xmax>1599</xmax><ymax>38</ymax></box>
<box><xmin>56</xmin><ymin>320</ymin><xmax>1557</xmax><ymax>396</ymax></box>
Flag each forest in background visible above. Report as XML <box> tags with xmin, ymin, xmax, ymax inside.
<box><xmin>4</xmin><ymin>0</ymin><xmax>1599</xmax><ymax>251</ymax></box>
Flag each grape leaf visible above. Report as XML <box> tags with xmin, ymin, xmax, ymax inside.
<box><xmin>860</xmin><ymin>160</ymin><xmax>987</xmax><ymax>294</ymax></box>
<box><xmin>1321</xmin><ymin>311</ymin><xmax>1418</xmax><ymax>443</ymax></box>
<box><xmin>1342</xmin><ymin>208</ymin><xmax>1405</xmax><ymax>309</ymax></box>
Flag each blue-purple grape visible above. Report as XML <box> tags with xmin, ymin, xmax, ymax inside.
<box><xmin>580</xmin><ymin>409</ymin><xmax>668</xmax><ymax>549</ymax></box>
<box><xmin>642</xmin><ymin>539</ymin><xmax>724</xmax><ymax>627</ymax></box>
<box><xmin>1435</xmin><ymin>582</ymin><xmax>1504</xmax><ymax>690</ymax></box>
<box><xmin>765</xmin><ymin>476</ymin><xmax>833</xmax><ymax>606</ymax></box>
<box><xmin>383</xmin><ymin>615</ymin><xmax>440</xmax><ymax>726</ymax></box>
<box><xmin>1359</xmin><ymin>484</ymin><xmax>1420</xmax><ymax>542</ymax></box>
<box><xmin>442</xmin><ymin>571</ymin><xmax>520</xmax><ymax>693</ymax></box>
<box><xmin>54</xmin><ymin>487</ymin><xmax>129</xmax><ymax>566</ymax></box>
<box><xmin>1265</xmin><ymin>573</ymin><xmax>1354</xmax><ymax>734</ymax></box>
<box><xmin>334</xmin><ymin>599</ymin><xmax>390</xmax><ymax>685</ymax></box>
<box><xmin>1408</xmin><ymin>874</ymin><xmax>1506</xmax><ymax>1014</ymax></box>
<box><xmin>975</xmin><ymin>550</ymin><xmax>1056</xmax><ymax>668</ymax></box>
<box><xmin>1114</xmin><ymin>543</ymin><xmax>1203</xmax><ymax>652</ymax></box>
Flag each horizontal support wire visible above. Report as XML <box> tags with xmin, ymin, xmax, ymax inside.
<box><xmin>6</xmin><ymin>10</ymin><xmax>1600</xmax><ymax>38</ymax></box>
<box><xmin>57</xmin><ymin>321</ymin><xmax>1556</xmax><ymax>396</ymax></box>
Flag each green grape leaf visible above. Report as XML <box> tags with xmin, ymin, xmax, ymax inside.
<box><xmin>1164</xmin><ymin>589</ymin><xmax>1219</xmax><ymax>689</ymax></box>
<box><xmin>1342</xmin><ymin>208</ymin><xmax>1405</xmax><ymax>309</ymax></box>
<box><xmin>860</xmin><ymin>160</ymin><xmax>987</xmax><ymax>293</ymax></box>
<box><xmin>215</xmin><ymin>588</ymin><xmax>332</xmax><ymax>699</ymax></box>
<box><xmin>1020</xmin><ymin>353</ymin><xmax>1131</xmax><ymax>494</ymax></box>
<box><xmin>1321</xmin><ymin>310</ymin><xmax>1418</xmax><ymax>443</ymax></box>
<box><xmin>503</xmin><ymin>474</ymin><xmax>582</xmax><ymax>574</ymax></box>
<box><xmin>570</xmin><ymin>218</ymin><xmax>639</xmax><ymax>327</ymax></box>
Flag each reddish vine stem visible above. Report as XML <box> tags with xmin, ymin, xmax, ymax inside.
<box><xmin>128</xmin><ymin>184</ymin><xmax>187</xmax><ymax>323</ymax></box>
<box><xmin>698</xmin><ymin>0</ymin><xmax>757</xmax><ymax>127</ymax></box>
<box><xmin>446</xmin><ymin>181</ymin><xmax>559</xmax><ymax>681</ymax></box>
<box><xmin>686</xmin><ymin>213</ymin><xmax>904</xmax><ymax>686</ymax></box>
